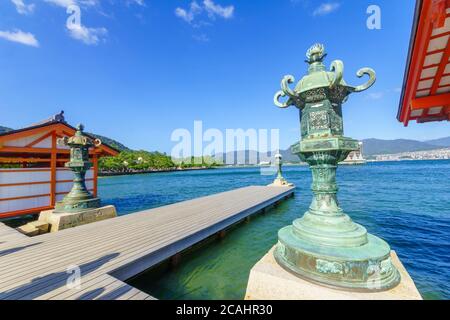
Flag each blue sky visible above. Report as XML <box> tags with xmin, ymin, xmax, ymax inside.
<box><xmin>0</xmin><ymin>0</ymin><xmax>448</xmax><ymax>152</ymax></box>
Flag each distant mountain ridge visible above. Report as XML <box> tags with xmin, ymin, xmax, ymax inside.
<box><xmin>279</xmin><ymin>136</ymin><xmax>450</xmax><ymax>162</ymax></box>
<box><xmin>425</xmin><ymin>137</ymin><xmax>450</xmax><ymax>147</ymax></box>
<box><xmin>361</xmin><ymin>138</ymin><xmax>447</xmax><ymax>156</ymax></box>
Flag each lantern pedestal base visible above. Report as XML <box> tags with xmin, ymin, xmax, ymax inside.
<box><xmin>275</xmin><ymin>224</ymin><xmax>401</xmax><ymax>291</ymax></box>
<box><xmin>39</xmin><ymin>205</ymin><xmax>117</xmax><ymax>233</ymax></box>
<box><xmin>245</xmin><ymin>246</ymin><xmax>422</xmax><ymax>300</ymax></box>
<box><xmin>53</xmin><ymin>197</ymin><xmax>101</xmax><ymax>213</ymax></box>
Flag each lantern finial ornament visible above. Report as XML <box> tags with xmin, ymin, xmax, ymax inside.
<box><xmin>306</xmin><ymin>43</ymin><xmax>326</xmax><ymax>63</ymax></box>
<box><xmin>273</xmin><ymin>44</ymin><xmax>400</xmax><ymax>291</ymax></box>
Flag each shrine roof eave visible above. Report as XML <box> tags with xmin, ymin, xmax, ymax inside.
<box><xmin>0</xmin><ymin>120</ymin><xmax>120</xmax><ymax>157</ymax></box>
<box><xmin>397</xmin><ymin>0</ymin><xmax>450</xmax><ymax>126</ymax></box>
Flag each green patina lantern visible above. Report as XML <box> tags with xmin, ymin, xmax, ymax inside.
<box><xmin>273</xmin><ymin>44</ymin><xmax>400</xmax><ymax>291</ymax></box>
<box><xmin>54</xmin><ymin>124</ymin><xmax>102</xmax><ymax>213</ymax></box>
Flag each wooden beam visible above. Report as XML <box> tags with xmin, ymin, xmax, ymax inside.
<box><xmin>0</xmin><ymin>194</ymin><xmax>50</xmax><ymax>202</ymax></box>
<box><xmin>25</xmin><ymin>131</ymin><xmax>53</xmax><ymax>148</ymax></box>
<box><xmin>431</xmin><ymin>0</ymin><xmax>449</xmax><ymax>29</ymax></box>
<box><xmin>430</xmin><ymin>38</ymin><xmax>450</xmax><ymax>94</ymax></box>
<box><xmin>411</xmin><ymin>93</ymin><xmax>450</xmax><ymax>110</ymax></box>
<box><xmin>0</xmin><ymin>168</ymin><xmax>50</xmax><ymax>173</ymax></box>
<box><xmin>0</xmin><ymin>157</ymin><xmax>52</xmax><ymax>163</ymax></box>
<box><xmin>50</xmin><ymin>132</ymin><xmax>57</xmax><ymax>206</ymax></box>
<box><xmin>0</xmin><ymin>124</ymin><xmax>59</xmax><ymax>143</ymax></box>
<box><xmin>0</xmin><ymin>146</ymin><xmax>108</xmax><ymax>156</ymax></box>
<box><xmin>0</xmin><ymin>206</ymin><xmax>54</xmax><ymax>219</ymax></box>
<box><xmin>0</xmin><ymin>146</ymin><xmax>55</xmax><ymax>153</ymax></box>
<box><xmin>0</xmin><ymin>178</ymin><xmax>93</xmax><ymax>188</ymax></box>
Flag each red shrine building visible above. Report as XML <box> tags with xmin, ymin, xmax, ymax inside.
<box><xmin>398</xmin><ymin>0</ymin><xmax>450</xmax><ymax>125</ymax></box>
<box><xmin>0</xmin><ymin>113</ymin><xmax>119</xmax><ymax>219</ymax></box>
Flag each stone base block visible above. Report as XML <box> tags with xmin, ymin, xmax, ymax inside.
<box><xmin>268</xmin><ymin>179</ymin><xmax>294</xmax><ymax>187</ymax></box>
<box><xmin>16</xmin><ymin>221</ymin><xmax>50</xmax><ymax>237</ymax></box>
<box><xmin>245</xmin><ymin>246</ymin><xmax>422</xmax><ymax>300</ymax></box>
<box><xmin>16</xmin><ymin>224</ymin><xmax>40</xmax><ymax>237</ymax></box>
<box><xmin>39</xmin><ymin>205</ymin><xmax>117</xmax><ymax>233</ymax></box>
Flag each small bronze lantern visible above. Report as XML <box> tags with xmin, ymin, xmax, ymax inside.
<box><xmin>55</xmin><ymin>124</ymin><xmax>102</xmax><ymax>213</ymax></box>
<box><xmin>272</xmin><ymin>153</ymin><xmax>292</xmax><ymax>186</ymax></box>
<box><xmin>273</xmin><ymin>44</ymin><xmax>400</xmax><ymax>291</ymax></box>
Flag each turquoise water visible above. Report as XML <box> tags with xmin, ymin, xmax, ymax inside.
<box><xmin>99</xmin><ymin>161</ymin><xmax>450</xmax><ymax>300</ymax></box>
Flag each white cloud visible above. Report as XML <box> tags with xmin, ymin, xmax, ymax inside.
<box><xmin>367</xmin><ymin>92</ymin><xmax>384</xmax><ymax>100</ymax></box>
<box><xmin>67</xmin><ymin>24</ymin><xmax>107</xmax><ymax>45</ymax></box>
<box><xmin>203</xmin><ymin>0</ymin><xmax>234</xmax><ymax>19</ymax></box>
<box><xmin>11</xmin><ymin>0</ymin><xmax>35</xmax><ymax>15</ymax></box>
<box><xmin>44</xmin><ymin>0</ymin><xmax>76</xmax><ymax>7</ymax></box>
<box><xmin>193</xmin><ymin>33</ymin><xmax>210</xmax><ymax>42</ymax></box>
<box><xmin>44</xmin><ymin>0</ymin><xmax>108</xmax><ymax>45</ymax></box>
<box><xmin>128</xmin><ymin>0</ymin><xmax>145</xmax><ymax>5</ymax></box>
<box><xmin>175</xmin><ymin>1</ymin><xmax>202</xmax><ymax>24</ymax></box>
<box><xmin>175</xmin><ymin>0</ymin><xmax>233</xmax><ymax>24</ymax></box>
<box><xmin>80</xmin><ymin>0</ymin><xmax>98</xmax><ymax>5</ymax></box>
<box><xmin>44</xmin><ymin>0</ymin><xmax>98</xmax><ymax>8</ymax></box>
<box><xmin>312</xmin><ymin>2</ymin><xmax>340</xmax><ymax>16</ymax></box>
<box><xmin>0</xmin><ymin>29</ymin><xmax>39</xmax><ymax>47</ymax></box>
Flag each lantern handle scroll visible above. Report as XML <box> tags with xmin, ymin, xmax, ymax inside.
<box><xmin>274</xmin><ymin>75</ymin><xmax>297</xmax><ymax>108</ymax></box>
<box><xmin>94</xmin><ymin>138</ymin><xmax>102</xmax><ymax>147</ymax></box>
<box><xmin>274</xmin><ymin>90</ymin><xmax>291</xmax><ymax>108</ymax></box>
<box><xmin>352</xmin><ymin>67</ymin><xmax>376</xmax><ymax>92</ymax></box>
<box><xmin>329</xmin><ymin>60</ymin><xmax>344</xmax><ymax>88</ymax></box>
<box><xmin>57</xmin><ymin>136</ymin><xmax>68</xmax><ymax>147</ymax></box>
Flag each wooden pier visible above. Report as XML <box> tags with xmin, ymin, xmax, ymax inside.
<box><xmin>0</xmin><ymin>185</ymin><xmax>294</xmax><ymax>300</ymax></box>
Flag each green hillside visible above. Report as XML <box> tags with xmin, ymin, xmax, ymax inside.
<box><xmin>87</xmin><ymin>132</ymin><xmax>131</xmax><ymax>152</ymax></box>
<box><xmin>0</xmin><ymin>126</ymin><xmax>13</xmax><ymax>134</ymax></box>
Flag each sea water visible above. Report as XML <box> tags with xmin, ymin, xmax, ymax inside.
<box><xmin>99</xmin><ymin>160</ymin><xmax>450</xmax><ymax>300</ymax></box>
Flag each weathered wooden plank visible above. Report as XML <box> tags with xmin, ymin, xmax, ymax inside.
<box><xmin>0</xmin><ymin>185</ymin><xmax>294</xmax><ymax>300</ymax></box>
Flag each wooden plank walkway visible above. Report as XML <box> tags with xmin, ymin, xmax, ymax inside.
<box><xmin>0</xmin><ymin>185</ymin><xmax>294</xmax><ymax>300</ymax></box>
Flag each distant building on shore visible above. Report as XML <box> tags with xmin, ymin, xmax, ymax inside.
<box><xmin>375</xmin><ymin>147</ymin><xmax>450</xmax><ymax>161</ymax></box>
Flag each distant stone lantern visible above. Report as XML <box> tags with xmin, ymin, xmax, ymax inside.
<box><xmin>273</xmin><ymin>44</ymin><xmax>400</xmax><ymax>291</ymax></box>
<box><xmin>55</xmin><ymin>124</ymin><xmax>102</xmax><ymax>213</ymax></box>
<box><xmin>271</xmin><ymin>153</ymin><xmax>292</xmax><ymax>186</ymax></box>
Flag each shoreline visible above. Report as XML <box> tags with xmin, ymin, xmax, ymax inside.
<box><xmin>99</xmin><ymin>158</ymin><xmax>450</xmax><ymax>177</ymax></box>
<box><xmin>98</xmin><ymin>166</ymin><xmax>215</xmax><ymax>177</ymax></box>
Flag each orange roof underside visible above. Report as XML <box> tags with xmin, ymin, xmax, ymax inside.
<box><xmin>398</xmin><ymin>0</ymin><xmax>450</xmax><ymax>126</ymax></box>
